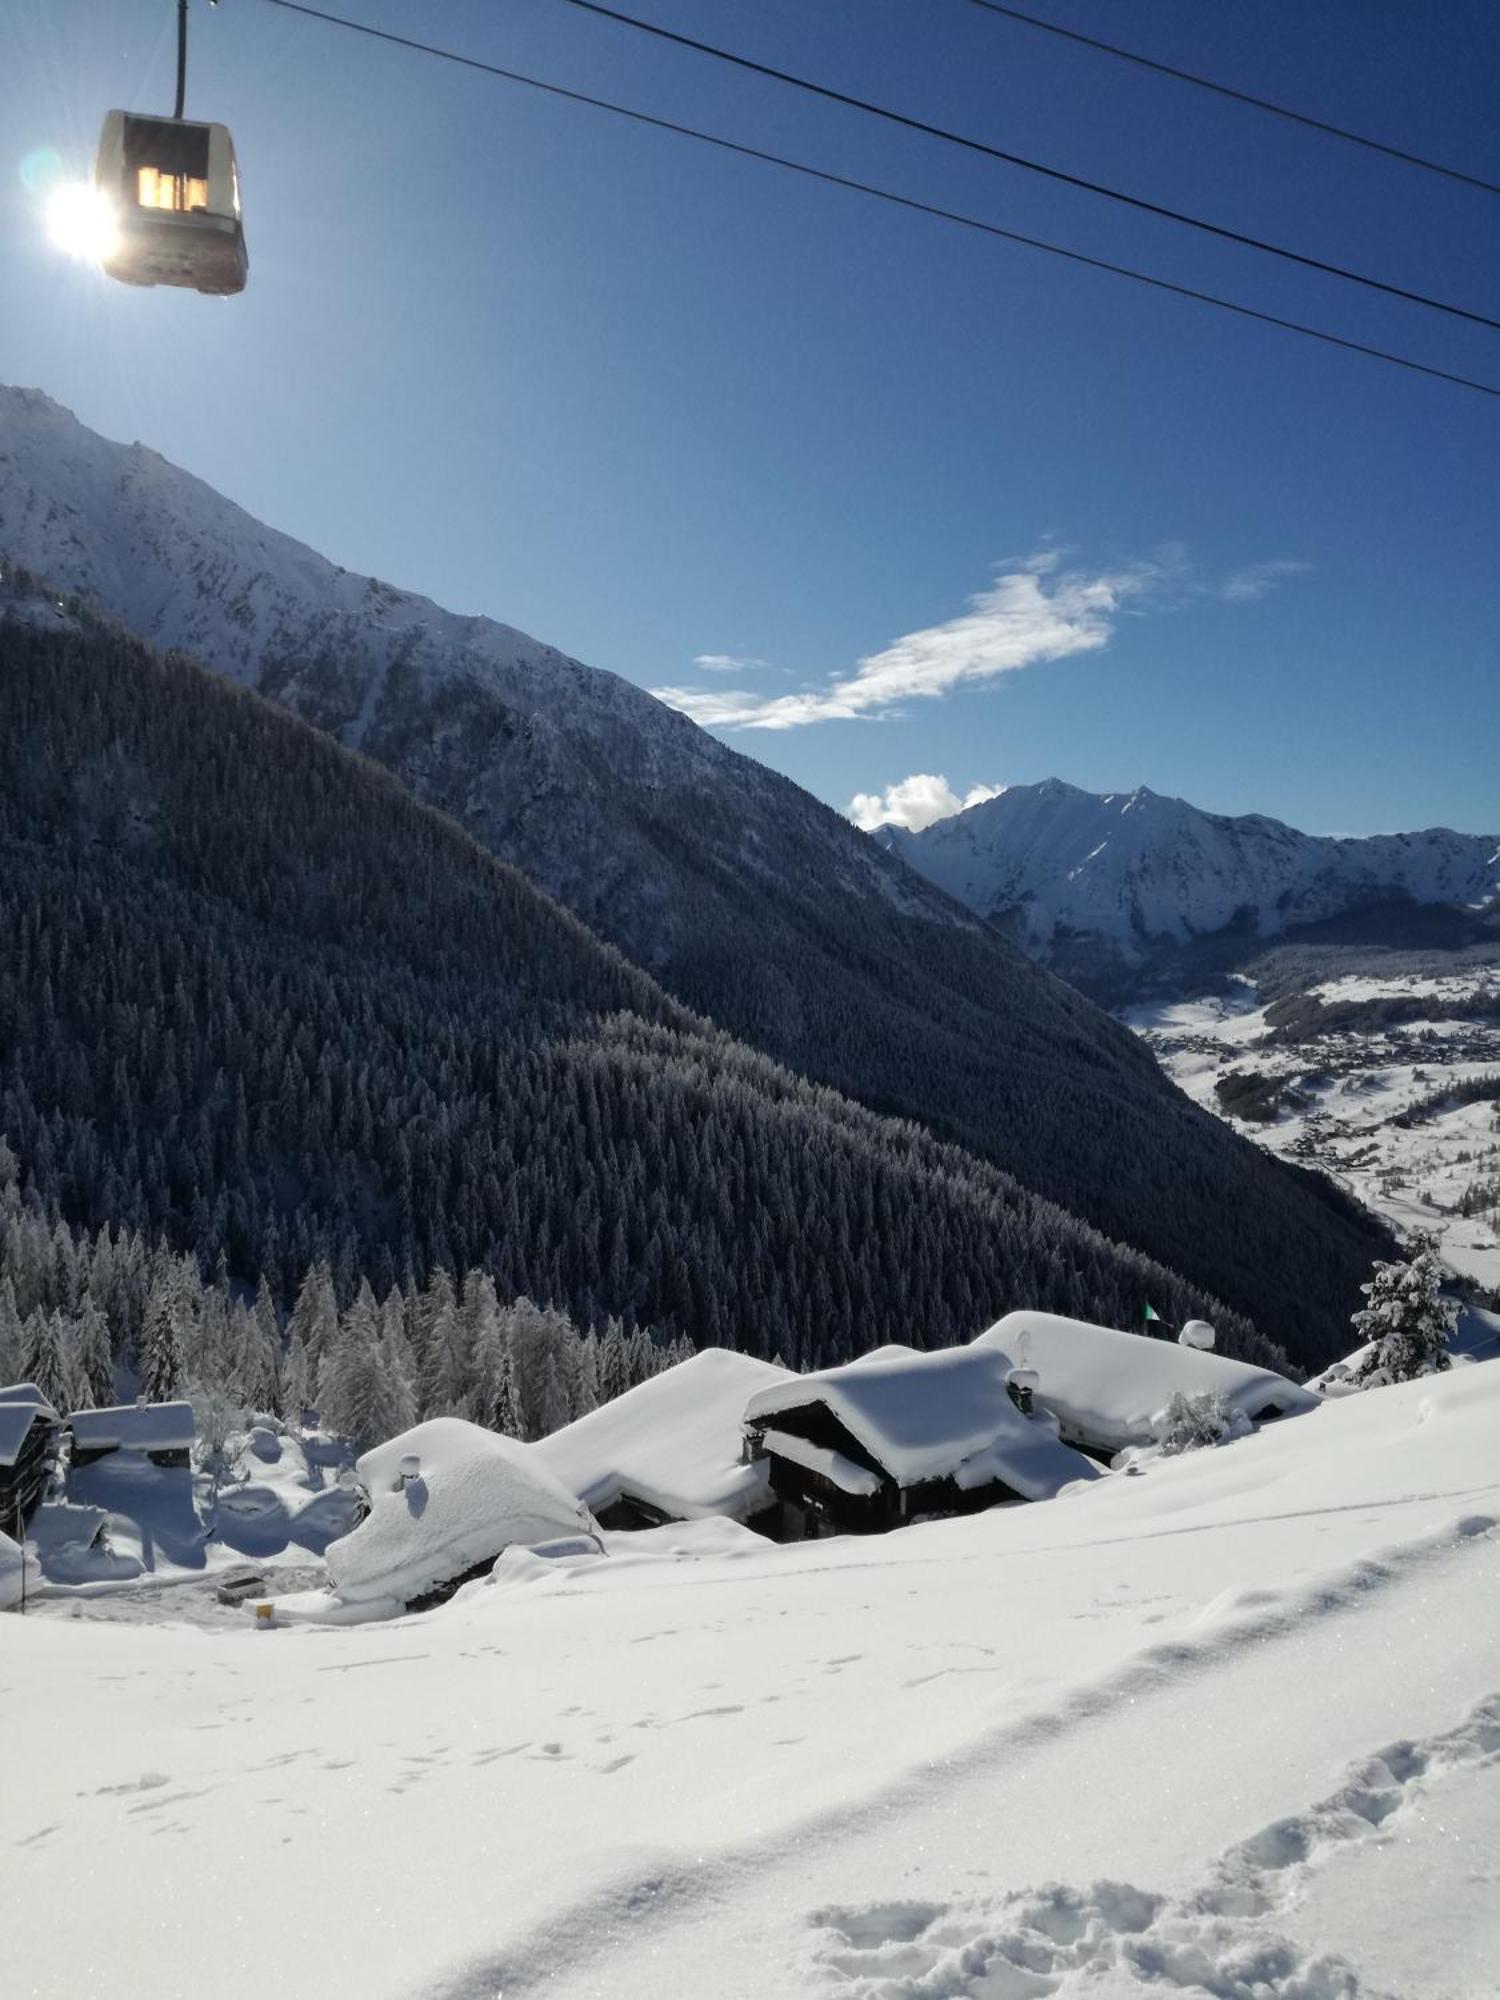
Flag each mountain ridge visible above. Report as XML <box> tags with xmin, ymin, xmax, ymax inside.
<box><xmin>881</xmin><ymin>777</ymin><xmax>1499</xmax><ymax>983</ymax></box>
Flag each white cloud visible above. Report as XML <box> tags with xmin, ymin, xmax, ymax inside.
<box><xmin>653</xmin><ymin>552</ymin><xmax>1169</xmax><ymax>732</ymax></box>
<box><xmin>847</xmin><ymin>774</ymin><xmax>1006</xmax><ymax>833</ymax></box>
<box><xmin>1221</xmin><ymin>559</ymin><xmax>1312</xmax><ymax>603</ymax></box>
<box><xmin>692</xmin><ymin>652</ymin><xmax>771</xmax><ymax>673</ymax></box>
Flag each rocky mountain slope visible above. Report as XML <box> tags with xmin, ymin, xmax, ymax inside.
<box><xmin>0</xmin><ymin>386</ymin><xmax>1392</xmax><ymax>1358</ymax></box>
<box><xmin>882</xmin><ymin>778</ymin><xmax>1498</xmax><ymax>987</ymax></box>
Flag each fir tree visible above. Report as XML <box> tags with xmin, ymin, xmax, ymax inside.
<box><xmin>1352</xmin><ymin>1237</ymin><xmax>1456</xmax><ymax>1386</ymax></box>
<box><xmin>139</xmin><ymin>1271</ymin><xmax>187</xmax><ymax>1402</ymax></box>
<box><xmin>71</xmin><ymin>1298</ymin><xmax>115</xmax><ymax>1407</ymax></box>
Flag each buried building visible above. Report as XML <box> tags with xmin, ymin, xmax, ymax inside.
<box><xmin>973</xmin><ymin>1312</ymin><xmax>1320</xmax><ymax>1461</ymax></box>
<box><xmin>742</xmin><ymin>1345</ymin><xmax>1098</xmax><ymax>1540</ymax></box>
<box><xmin>326</xmin><ymin>1418</ymin><xmax>601</xmax><ymax>1615</ymax></box>
<box><xmin>0</xmin><ymin>1384</ymin><xmax>62</xmax><ymax>1533</ymax></box>
<box><xmin>534</xmin><ymin>1347</ymin><xmax>793</xmax><ymax>1531</ymax></box>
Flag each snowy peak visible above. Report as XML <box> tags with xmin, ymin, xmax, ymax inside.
<box><xmin>883</xmin><ymin>778</ymin><xmax>1500</xmax><ymax>965</ymax></box>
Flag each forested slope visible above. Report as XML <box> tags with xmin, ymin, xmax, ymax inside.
<box><xmin>0</xmin><ymin>583</ymin><xmax>1286</xmax><ymax>1371</ymax></box>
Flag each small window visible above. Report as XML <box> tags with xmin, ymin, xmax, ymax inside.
<box><xmin>136</xmin><ymin>166</ymin><xmax>209</xmax><ymax>212</ymax></box>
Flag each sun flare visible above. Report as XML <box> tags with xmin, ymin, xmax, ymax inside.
<box><xmin>46</xmin><ymin>181</ymin><xmax>119</xmax><ymax>262</ymax></box>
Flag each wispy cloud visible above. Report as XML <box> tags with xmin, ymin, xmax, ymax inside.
<box><xmin>1220</xmin><ymin>558</ymin><xmax>1313</xmax><ymax>603</ymax></box>
<box><xmin>692</xmin><ymin>651</ymin><xmax>772</xmax><ymax>674</ymax></box>
<box><xmin>848</xmin><ymin>774</ymin><xmax>1005</xmax><ymax>834</ymax></box>
<box><xmin>654</xmin><ymin>551</ymin><xmax>1173</xmax><ymax>732</ymax></box>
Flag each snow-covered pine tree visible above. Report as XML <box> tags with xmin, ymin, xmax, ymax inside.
<box><xmin>246</xmin><ymin>1278</ymin><xmax>282</xmax><ymax>1413</ymax></box>
<box><xmin>71</xmin><ymin>1298</ymin><xmax>115</xmax><ymax>1407</ymax></box>
<box><xmin>1351</xmin><ymin>1236</ymin><xmax>1456</xmax><ymax>1386</ymax></box>
<box><xmin>21</xmin><ymin>1307</ymin><xmax>78</xmax><ymax>1411</ymax></box>
<box><xmin>287</xmin><ymin>1260</ymin><xmax>339</xmax><ymax>1382</ymax></box>
<box><xmin>0</xmin><ymin>1274</ymin><xmax>22</xmax><ymax>1381</ymax></box>
<box><xmin>320</xmin><ymin>1283</ymin><xmax>415</xmax><ymax>1449</ymax></box>
<box><xmin>378</xmin><ymin>1292</ymin><xmax>418</xmax><ymax>1440</ymax></box>
<box><xmin>418</xmin><ymin>1284</ymin><xmax>469</xmax><ymax>1418</ymax></box>
<box><xmin>465</xmin><ymin>1277</ymin><xmax>519</xmax><ymax>1434</ymax></box>
<box><xmin>139</xmin><ymin>1268</ymin><xmax>187</xmax><ymax>1403</ymax></box>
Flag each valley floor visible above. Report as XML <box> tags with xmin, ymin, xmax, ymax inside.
<box><xmin>7</xmin><ymin>1366</ymin><xmax>1500</xmax><ymax>1998</ymax></box>
<box><xmin>1127</xmin><ymin>970</ymin><xmax>1500</xmax><ymax>1296</ymax></box>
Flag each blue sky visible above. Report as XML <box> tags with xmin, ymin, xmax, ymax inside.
<box><xmin>4</xmin><ymin>0</ymin><xmax>1497</xmax><ymax>834</ymax></box>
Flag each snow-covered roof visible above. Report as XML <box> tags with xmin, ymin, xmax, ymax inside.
<box><xmin>533</xmin><ymin>1349</ymin><xmax>794</xmax><ymax>1523</ymax></box>
<box><xmin>328</xmin><ymin>1418</ymin><xmax>597</xmax><ymax>1609</ymax></box>
<box><xmin>68</xmin><ymin>1402</ymin><xmax>196</xmax><ymax>1453</ymax></box>
<box><xmin>974</xmin><ymin>1312</ymin><xmax>1319</xmax><ymax>1450</ymax></box>
<box><xmin>0</xmin><ymin>1384</ymin><xmax>58</xmax><ymax>1468</ymax></box>
<box><xmin>743</xmin><ymin>1346</ymin><xmax>1098</xmax><ymax>1498</ymax></box>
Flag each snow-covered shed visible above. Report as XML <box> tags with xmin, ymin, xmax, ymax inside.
<box><xmin>327</xmin><ymin>1418</ymin><xmax>600</xmax><ymax>1614</ymax></box>
<box><xmin>533</xmin><ymin>1348</ymin><xmax>793</xmax><ymax>1529</ymax></box>
<box><xmin>973</xmin><ymin>1312</ymin><xmax>1318</xmax><ymax>1459</ymax></box>
<box><xmin>0</xmin><ymin>1384</ymin><xmax>62</xmax><ymax>1529</ymax></box>
<box><xmin>68</xmin><ymin>1400</ymin><xmax>196</xmax><ymax>1470</ymax></box>
<box><xmin>742</xmin><ymin>1346</ymin><xmax>1097</xmax><ymax>1539</ymax></box>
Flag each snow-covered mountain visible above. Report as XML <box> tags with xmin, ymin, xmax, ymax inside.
<box><xmin>883</xmin><ymin>778</ymin><xmax>1499</xmax><ymax>974</ymax></box>
<box><xmin>0</xmin><ymin>385</ymin><xmax>929</xmax><ymax>926</ymax></box>
<box><xmin>0</xmin><ymin>384</ymin><xmax>1398</xmax><ymax>1355</ymax></box>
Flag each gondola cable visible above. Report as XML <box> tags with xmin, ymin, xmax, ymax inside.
<box><xmin>966</xmin><ymin>0</ymin><xmax>1500</xmax><ymax>200</ymax></box>
<box><xmin>552</xmin><ymin>0</ymin><xmax>1500</xmax><ymax>335</ymax></box>
<box><xmin>257</xmin><ymin>0</ymin><xmax>1499</xmax><ymax>402</ymax></box>
<box><xmin>174</xmin><ymin>0</ymin><xmax>189</xmax><ymax>122</ymax></box>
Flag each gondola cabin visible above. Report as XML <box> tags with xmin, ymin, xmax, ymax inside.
<box><xmin>94</xmin><ymin>110</ymin><xmax>247</xmax><ymax>294</ymax></box>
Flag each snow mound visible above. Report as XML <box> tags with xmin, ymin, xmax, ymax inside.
<box><xmin>975</xmin><ymin>1312</ymin><xmax>1318</xmax><ymax>1452</ymax></box>
<box><xmin>534</xmin><ymin>1348</ymin><xmax>793</xmax><ymax>1523</ymax></box>
<box><xmin>328</xmin><ymin>1419</ymin><xmax>597</xmax><ymax>1609</ymax></box>
<box><xmin>744</xmin><ymin>1345</ymin><xmax>1099</xmax><ymax>1497</ymax></box>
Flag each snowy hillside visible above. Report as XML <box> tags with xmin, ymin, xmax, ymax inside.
<box><xmin>7</xmin><ymin>1361</ymin><xmax>1500</xmax><ymax>1997</ymax></box>
<box><xmin>882</xmin><ymin>777</ymin><xmax>1499</xmax><ymax>975</ymax></box>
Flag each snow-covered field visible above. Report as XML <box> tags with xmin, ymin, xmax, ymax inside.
<box><xmin>1127</xmin><ymin>971</ymin><xmax>1500</xmax><ymax>1292</ymax></box>
<box><xmin>7</xmin><ymin>1364</ymin><xmax>1500</xmax><ymax>1998</ymax></box>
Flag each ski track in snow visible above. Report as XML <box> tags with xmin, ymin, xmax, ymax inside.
<box><xmin>427</xmin><ymin>1511</ymin><xmax>1498</xmax><ymax>2000</ymax></box>
<box><xmin>808</xmin><ymin>1692</ymin><xmax>1500</xmax><ymax>1998</ymax></box>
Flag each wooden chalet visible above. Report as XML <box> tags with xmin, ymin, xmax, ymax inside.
<box><xmin>742</xmin><ymin>1346</ymin><xmax>1097</xmax><ymax>1541</ymax></box>
<box><xmin>0</xmin><ymin>1384</ymin><xmax>62</xmax><ymax>1531</ymax></box>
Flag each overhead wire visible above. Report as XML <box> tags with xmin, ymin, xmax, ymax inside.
<box><xmin>254</xmin><ymin>0</ymin><xmax>1500</xmax><ymax>401</ymax></box>
<box><xmin>553</xmin><ymin>0</ymin><xmax>1500</xmax><ymax>333</ymax></box>
<box><xmin>966</xmin><ymin>0</ymin><xmax>1500</xmax><ymax>200</ymax></box>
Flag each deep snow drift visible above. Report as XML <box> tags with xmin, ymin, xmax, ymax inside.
<box><xmin>7</xmin><ymin>1359</ymin><xmax>1499</xmax><ymax>1998</ymax></box>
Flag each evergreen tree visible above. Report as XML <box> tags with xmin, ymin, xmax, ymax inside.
<box><xmin>139</xmin><ymin>1270</ymin><xmax>187</xmax><ymax>1402</ymax></box>
<box><xmin>21</xmin><ymin>1307</ymin><xmax>76</xmax><ymax>1411</ymax></box>
<box><xmin>0</xmin><ymin>1275</ymin><xmax>22</xmax><ymax>1382</ymax></box>
<box><xmin>1352</xmin><ymin>1237</ymin><xmax>1456</xmax><ymax>1386</ymax></box>
<box><xmin>71</xmin><ymin>1297</ymin><xmax>115</xmax><ymax>1407</ymax></box>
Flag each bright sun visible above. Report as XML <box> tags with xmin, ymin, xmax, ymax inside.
<box><xmin>46</xmin><ymin>182</ymin><xmax>119</xmax><ymax>262</ymax></box>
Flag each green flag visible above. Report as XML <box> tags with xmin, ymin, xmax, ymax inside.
<box><xmin>1143</xmin><ymin>1303</ymin><xmax>1162</xmax><ymax>1323</ymax></box>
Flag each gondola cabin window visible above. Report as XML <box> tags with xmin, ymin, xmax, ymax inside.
<box><xmin>124</xmin><ymin>117</ymin><xmax>211</xmax><ymax>214</ymax></box>
<box><xmin>137</xmin><ymin>164</ymin><xmax>209</xmax><ymax>212</ymax></box>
